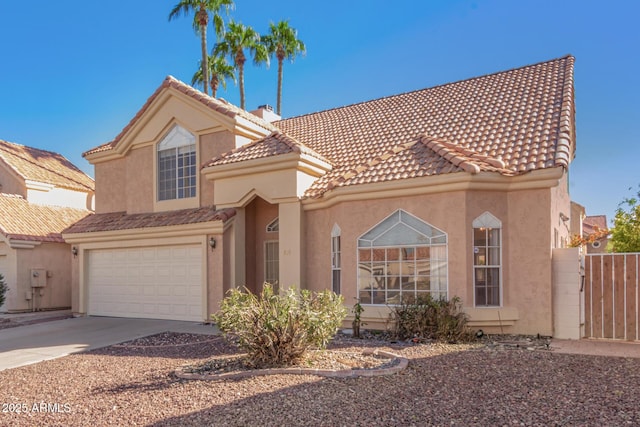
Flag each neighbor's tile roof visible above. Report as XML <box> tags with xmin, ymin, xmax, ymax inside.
<box><xmin>84</xmin><ymin>76</ymin><xmax>276</xmax><ymax>157</ymax></box>
<box><xmin>267</xmin><ymin>55</ymin><xmax>575</xmax><ymax>198</ymax></box>
<box><xmin>0</xmin><ymin>194</ymin><xmax>91</xmax><ymax>243</ymax></box>
<box><xmin>205</xmin><ymin>130</ymin><xmax>331</xmax><ymax>167</ymax></box>
<box><xmin>584</xmin><ymin>215</ymin><xmax>608</xmax><ymax>234</ymax></box>
<box><xmin>0</xmin><ymin>140</ymin><xmax>94</xmax><ymax>192</ymax></box>
<box><xmin>63</xmin><ymin>206</ymin><xmax>236</xmax><ymax>234</ymax></box>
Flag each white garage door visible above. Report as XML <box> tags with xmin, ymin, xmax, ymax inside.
<box><xmin>87</xmin><ymin>245</ymin><xmax>203</xmax><ymax>321</ymax></box>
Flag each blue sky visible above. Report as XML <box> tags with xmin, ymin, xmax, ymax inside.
<box><xmin>0</xmin><ymin>0</ymin><xmax>638</xmax><ymax>223</ymax></box>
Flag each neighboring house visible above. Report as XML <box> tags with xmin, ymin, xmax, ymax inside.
<box><xmin>64</xmin><ymin>55</ymin><xmax>576</xmax><ymax>336</ymax></box>
<box><xmin>583</xmin><ymin>215</ymin><xmax>609</xmax><ymax>253</ymax></box>
<box><xmin>0</xmin><ymin>140</ymin><xmax>94</xmax><ymax>312</ymax></box>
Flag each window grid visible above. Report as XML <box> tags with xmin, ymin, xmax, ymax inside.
<box><xmin>358</xmin><ymin>245</ymin><xmax>447</xmax><ymax>305</ymax></box>
<box><xmin>265</xmin><ymin>240</ymin><xmax>279</xmax><ymax>293</ymax></box>
<box><xmin>473</xmin><ymin>227</ymin><xmax>501</xmax><ymax>306</ymax></box>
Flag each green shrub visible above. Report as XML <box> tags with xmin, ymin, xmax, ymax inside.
<box><xmin>212</xmin><ymin>284</ymin><xmax>347</xmax><ymax>368</ymax></box>
<box><xmin>0</xmin><ymin>273</ymin><xmax>7</xmax><ymax>308</ymax></box>
<box><xmin>390</xmin><ymin>294</ymin><xmax>472</xmax><ymax>343</ymax></box>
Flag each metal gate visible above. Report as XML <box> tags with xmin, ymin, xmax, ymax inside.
<box><xmin>584</xmin><ymin>253</ymin><xmax>640</xmax><ymax>340</ymax></box>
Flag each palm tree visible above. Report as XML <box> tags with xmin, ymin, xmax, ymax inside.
<box><xmin>191</xmin><ymin>55</ymin><xmax>236</xmax><ymax>98</ymax></box>
<box><xmin>168</xmin><ymin>0</ymin><xmax>234</xmax><ymax>96</ymax></box>
<box><xmin>263</xmin><ymin>20</ymin><xmax>306</xmax><ymax>116</ymax></box>
<box><xmin>213</xmin><ymin>20</ymin><xmax>269</xmax><ymax>110</ymax></box>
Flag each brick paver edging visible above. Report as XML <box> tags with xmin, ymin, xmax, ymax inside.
<box><xmin>175</xmin><ymin>349</ymin><xmax>408</xmax><ymax>380</ymax></box>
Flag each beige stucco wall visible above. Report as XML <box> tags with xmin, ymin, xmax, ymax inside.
<box><xmin>95</xmin><ymin>158</ymin><xmax>126</xmax><ymax>213</ymax></box>
<box><xmin>550</xmin><ymin>172</ymin><xmax>572</xmax><ymax>248</ymax></box>
<box><xmin>0</xmin><ymin>164</ymin><xmax>25</xmax><ymax>197</ymax></box>
<box><xmin>0</xmin><ymin>242</ymin><xmax>17</xmax><ymax>311</ymax></box>
<box><xmin>126</xmin><ymin>146</ymin><xmax>154</xmax><ymax>214</ymax></box>
<box><xmin>207</xmin><ymin>232</ymin><xmax>225</xmax><ymax>317</ymax></box>
<box><xmin>303</xmin><ymin>183</ymin><xmax>560</xmax><ymax>335</ymax></box>
<box><xmin>8</xmin><ymin>243</ymin><xmax>72</xmax><ymax>312</ymax></box>
<box><xmin>200</xmin><ymin>131</ymin><xmax>235</xmax><ymax>207</ymax></box>
<box><xmin>94</xmin><ymin>130</ymin><xmax>235</xmax><ymax>215</ymax></box>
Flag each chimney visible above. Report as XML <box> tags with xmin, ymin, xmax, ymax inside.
<box><xmin>250</xmin><ymin>104</ymin><xmax>281</xmax><ymax>123</ymax></box>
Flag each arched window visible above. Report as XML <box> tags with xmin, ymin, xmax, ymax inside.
<box><xmin>331</xmin><ymin>224</ymin><xmax>341</xmax><ymax>294</ymax></box>
<box><xmin>357</xmin><ymin>210</ymin><xmax>447</xmax><ymax>305</ymax></box>
<box><xmin>266</xmin><ymin>217</ymin><xmax>279</xmax><ymax>232</ymax></box>
<box><xmin>472</xmin><ymin>212</ymin><xmax>502</xmax><ymax>307</ymax></box>
<box><xmin>157</xmin><ymin>125</ymin><xmax>196</xmax><ymax>201</ymax></box>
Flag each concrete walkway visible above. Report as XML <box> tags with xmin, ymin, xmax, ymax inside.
<box><xmin>551</xmin><ymin>338</ymin><xmax>640</xmax><ymax>358</ymax></box>
<box><xmin>0</xmin><ymin>315</ymin><xmax>218</xmax><ymax>371</ymax></box>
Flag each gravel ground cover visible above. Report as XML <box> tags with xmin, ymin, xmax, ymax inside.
<box><xmin>1</xmin><ymin>332</ymin><xmax>640</xmax><ymax>426</ymax></box>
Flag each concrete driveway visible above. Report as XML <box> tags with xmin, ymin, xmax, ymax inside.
<box><xmin>0</xmin><ymin>316</ymin><xmax>218</xmax><ymax>371</ymax></box>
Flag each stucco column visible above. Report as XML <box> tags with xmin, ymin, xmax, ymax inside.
<box><xmin>278</xmin><ymin>201</ymin><xmax>304</xmax><ymax>291</ymax></box>
<box><xmin>231</xmin><ymin>208</ymin><xmax>246</xmax><ymax>288</ymax></box>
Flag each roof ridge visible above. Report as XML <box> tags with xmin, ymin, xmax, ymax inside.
<box><xmin>420</xmin><ymin>135</ymin><xmax>514</xmax><ymax>175</ymax></box>
<box><xmin>277</xmin><ymin>55</ymin><xmax>575</xmax><ymax>123</ymax></box>
<box><xmin>328</xmin><ymin>140</ymin><xmax>417</xmax><ymax>188</ymax></box>
<box><xmin>204</xmin><ymin>132</ymin><xmax>277</xmax><ymax>167</ymax></box>
<box><xmin>553</xmin><ymin>55</ymin><xmax>576</xmax><ymax>168</ymax></box>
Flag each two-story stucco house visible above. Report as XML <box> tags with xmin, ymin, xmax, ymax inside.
<box><xmin>0</xmin><ymin>140</ymin><xmax>94</xmax><ymax>312</ymax></box>
<box><xmin>64</xmin><ymin>55</ymin><xmax>576</xmax><ymax>335</ymax></box>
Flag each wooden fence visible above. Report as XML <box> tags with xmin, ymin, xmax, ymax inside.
<box><xmin>584</xmin><ymin>253</ymin><xmax>640</xmax><ymax>340</ymax></box>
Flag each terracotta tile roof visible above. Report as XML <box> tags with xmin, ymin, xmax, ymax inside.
<box><xmin>63</xmin><ymin>206</ymin><xmax>236</xmax><ymax>234</ymax></box>
<box><xmin>0</xmin><ymin>194</ymin><xmax>91</xmax><ymax>243</ymax></box>
<box><xmin>0</xmin><ymin>140</ymin><xmax>94</xmax><ymax>192</ymax></box>
<box><xmin>269</xmin><ymin>55</ymin><xmax>575</xmax><ymax>198</ymax></box>
<box><xmin>205</xmin><ymin>131</ymin><xmax>331</xmax><ymax>168</ymax></box>
<box><xmin>584</xmin><ymin>215</ymin><xmax>608</xmax><ymax>234</ymax></box>
<box><xmin>84</xmin><ymin>76</ymin><xmax>276</xmax><ymax>157</ymax></box>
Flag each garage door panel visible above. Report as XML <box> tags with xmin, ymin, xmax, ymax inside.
<box><xmin>88</xmin><ymin>244</ymin><xmax>203</xmax><ymax>321</ymax></box>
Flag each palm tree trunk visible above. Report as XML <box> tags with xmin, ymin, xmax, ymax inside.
<box><xmin>277</xmin><ymin>58</ymin><xmax>283</xmax><ymax>116</ymax></box>
<box><xmin>211</xmin><ymin>77</ymin><xmax>219</xmax><ymax>98</ymax></box>
<box><xmin>239</xmin><ymin>63</ymin><xmax>245</xmax><ymax>109</ymax></box>
<box><xmin>198</xmin><ymin>8</ymin><xmax>209</xmax><ymax>96</ymax></box>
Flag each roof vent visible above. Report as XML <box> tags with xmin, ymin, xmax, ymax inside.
<box><xmin>258</xmin><ymin>104</ymin><xmax>273</xmax><ymax>112</ymax></box>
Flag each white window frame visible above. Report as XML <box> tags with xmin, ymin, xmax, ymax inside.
<box><xmin>331</xmin><ymin>224</ymin><xmax>341</xmax><ymax>294</ymax></box>
<box><xmin>357</xmin><ymin>210</ymin><xmax>448</xmax><ymax>305</ymax></box>
<box><xmin>472</xmin><ymin>212</ymin><xmax>502</xmax><ymax>307</ymax></box>
<box><xmin>157</xmin><ymin>124</ymin><xmax>197</xmax><ymax>202</ymax></box>
<box><xmin>266</xmin><ymin>217</ymin><xmax>279</xmax><ymax>233</ymax></box>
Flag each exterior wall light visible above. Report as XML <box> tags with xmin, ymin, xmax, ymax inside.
<box><xmin>72</xmin><ymin>246</ymin><xmax>78</xmax><ymax>258</ymax></box>
<box><xmin>209</xmin><ymin>237</ymin><xmax>216</xmax><ymax>251</ymax></box>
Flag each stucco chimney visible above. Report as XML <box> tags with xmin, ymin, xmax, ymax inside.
<box><xmin>250</xmin><ymin>104</ymin><xmax>281</xmax><ymax>123</ymax></box>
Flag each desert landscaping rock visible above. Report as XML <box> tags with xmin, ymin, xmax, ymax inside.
<box><xmin>1</xmin><ymin>333</ymin><xmax>639</xmax><ymax>426</ymax></box>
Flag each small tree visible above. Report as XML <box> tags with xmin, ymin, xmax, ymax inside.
<box><xmin>0</xmin><ymin>273</ymin><xmax>8</xmax><ymax>308</ymax></box>
<box><xmin>568</xmin><ymin>225</ymin><xmax>610</xmax><ymax>249</ymax></box>
<box><xmin>212</xmin><ymin>284</ymin><xmax>346</xmax><ymax>368</ymax></box>
<box><xmin>610</xmin><ymin>186</ymin><xmax>640</xmax><ymax>253</ymax></box>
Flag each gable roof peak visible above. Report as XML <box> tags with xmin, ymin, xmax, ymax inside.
<box><xmin>83</xmin><ymin>76</ymin><xmax>276</xmax><ymax>158</ymax></box>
